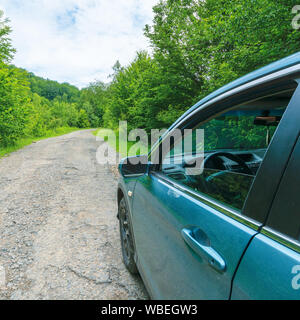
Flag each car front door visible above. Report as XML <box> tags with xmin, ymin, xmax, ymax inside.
<box><xmin>131</xmin><ymin>83</ymin><xmax>298</xmax><ymax>299</ymax></box>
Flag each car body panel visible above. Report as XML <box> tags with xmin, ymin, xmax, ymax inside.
<box><xmin>117</xmin><ymin>177</ymin><xmax>137</xmax><ymax>223</ymax></box>
<box><xmin>231</xmin><ymin>234</ymin><xmax>300</xmax><ymax>299</ymax></box>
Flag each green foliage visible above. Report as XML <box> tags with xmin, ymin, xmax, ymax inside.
<box><xmin>0</xmin><ymin>63</ymin><xmax>31</xmax><ymax>146</ymax></box>
<box><xmin>0</xmin><ymin>10</ymin><xmax>15</xmax><ymax>63</ymax></box>
<box><xmin>83</xmin><ymin>0</ymin><xmax>300</xmax><ymax>135</ymax></box>
<box><xmin>98</xmin><ymin>51</ymin><xmax>191</xmax><ymax>131</ymax></box>
<box><xmin>102</xmin><ymin>52</ymin><xmax>164</xmax><ymax>131</ymax></box>
<box><xmin>27</xmin><ymin>72</ymin><xmax>80</xmax><ymax>102</ymax></box>
<box><xmin>144</xmin><ymin>0</ymin><xmax>300</xmax><ymax>121</ymax></box>
<box><xmin>50</xmin><ymin>99</ymin><xmax>79</xmax><ymax>128</ymax></box>
<box><xmin>79</xmin><ymin>81</ymin><xmax>107</xmax><ymax>127</ymax></box>
<box><xmin>77</xmin><ymin>109</ymin><xmax>90</xmax><ymax>128</ymax></box>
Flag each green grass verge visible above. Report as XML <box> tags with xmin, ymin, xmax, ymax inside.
<box><xmin>93</xmin><ymin>128</ymin><xmax>149</xmax><ymax>158</ymax></box>
<box><xmin>0</xmin><ymin>127</ymin><xmax>81</xmax><ymax>158</ymax></box>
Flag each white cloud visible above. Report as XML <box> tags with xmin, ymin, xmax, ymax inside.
<box><xmin>0</xmin><ymin>0</ymin><xmax>158</xmax><ymax>88</ymax></box>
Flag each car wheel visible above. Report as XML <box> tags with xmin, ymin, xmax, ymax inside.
<box><xmin>119</xmin><ymin>197</ymin><xmax>138</xmax><ymax>274</ymax></box>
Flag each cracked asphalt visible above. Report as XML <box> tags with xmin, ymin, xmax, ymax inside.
<box><xmin>0</xmin><ymin>129</ymin><xmax>148</xmax><ymax>300</ymax></box>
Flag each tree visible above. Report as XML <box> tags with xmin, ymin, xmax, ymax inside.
<box><xmin>80</xmin><ymin>81</ymin><xmax>107</xmax><ymax>127</ymax></box>
<box><xmin>27</xmin><ymin>72</ymin><xmax>80</xmax><ymax>102</ymax></box>
<box><xmin>0</xmin><ymin>63</ymin><xmax>31</xmax><ymax>145</ymax></box>
<box><xmin>144</xmin><ymin>0</ymin><xmax>300</xmax><ymax>123</ymax></box>
<box><xmin>77</xmin><ymin>109</ymin><xmax>90</xmax><ymax>128</ymax></box>
<box><xmin>0</xmin><ymin>10</ymin><xmax>15</xmax><ymax>63</ymax></box>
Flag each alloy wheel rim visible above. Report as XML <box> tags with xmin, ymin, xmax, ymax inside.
<box><xmin>120</xmin><ymin>205</ymin><xmax>131</xmax><ymax>260</ymax></box>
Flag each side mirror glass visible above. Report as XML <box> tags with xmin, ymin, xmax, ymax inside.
<box><xmin>119</xmin><ymin>155</ymin><xmax>149</xmax><ymax>177</ymax></box>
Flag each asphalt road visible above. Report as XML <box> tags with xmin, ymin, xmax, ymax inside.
<box><xmin>0</xmin><ymin>130</ymin><xmax>148</xmax><ymax>300</ymax></box>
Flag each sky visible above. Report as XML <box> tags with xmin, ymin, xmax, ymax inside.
<box><xmin>0</xmin><ymin>0</ymin><xmax>158</xmax><ymax>88</ymax></box>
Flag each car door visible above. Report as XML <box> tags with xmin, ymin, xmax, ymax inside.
<box><xmin>131</xmin><ymin>82</ymin><xmax>298</xmax><ymax>299</ymax></box>
<box><xmin>231</xmin><ymin>136</ymin><xmax>300</xmax><ymax>300</ymax></box>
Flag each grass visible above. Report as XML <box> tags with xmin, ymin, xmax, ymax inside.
<box><xmin>93</xmin><ymin>128</ymin><xmax>149</xmax><ymax>158</ymax></box>
<box><xmin>0</xmin><ymin>127</ymin><xmax>81</xmax><ymax>158</ymax></box>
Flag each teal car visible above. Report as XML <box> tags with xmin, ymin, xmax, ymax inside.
<box><xmin>117</xmin><ymin>53</ymin><xmax>300</xmax><ymax>299</ymax></box>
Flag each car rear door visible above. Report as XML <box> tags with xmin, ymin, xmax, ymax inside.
<box><xmin>132</xmin><ymin>80</ymin><xmax>299</xmax><ymax>299</ymax></box>
<box><xmin>232</xmin><ymin>136</ymin><xmax>300</xmax><ymax>300</ymax></box>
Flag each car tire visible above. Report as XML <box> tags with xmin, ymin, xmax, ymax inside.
<box><xmin>119</xmin><ymin>197</ymin><xmax>138</xmax><ymax>275</ymax></box>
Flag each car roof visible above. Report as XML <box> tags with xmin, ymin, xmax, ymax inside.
<box><xmin>171</xmin><ymin>51</ymin><xmax>300</xmax><ymax>129</ymax></box>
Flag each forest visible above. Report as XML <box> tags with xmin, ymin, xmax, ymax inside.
<box><xmin>0</xmin><ymin>0</ymin><xmax>299</xmax><ymax>154</ymax></box>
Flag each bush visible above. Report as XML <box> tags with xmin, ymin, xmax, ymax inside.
<box><xmin>0</xmin><ymin>64</ymin><xmax>31</xmax><ymax>146</ymax></box>
<box><xmin>77</xmin><ymin>109</ymin><xmax>90</xmax><ymax>128</ymax></box>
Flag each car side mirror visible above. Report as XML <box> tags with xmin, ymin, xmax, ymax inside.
<box><xmin>119</xmin><ymin>155</ymin><xmax>149</xmax><ymax>177</ymax></box>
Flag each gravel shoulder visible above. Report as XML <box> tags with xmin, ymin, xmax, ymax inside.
<box><xmin>0</xmin><ymin>129</ymin><xmax>148</xmax><ymax>300</ymax></box>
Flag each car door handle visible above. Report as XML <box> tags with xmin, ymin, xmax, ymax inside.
<box><xmin>181</xmin><ymin>228</ymin><xmax>226</xmax><ymax>273</ymax></box>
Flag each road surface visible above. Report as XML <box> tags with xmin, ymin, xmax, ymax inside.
<box><xmin>0</xmin><ymin>130</ymin><xmax>148</xmax><ymax>300</ymax></box>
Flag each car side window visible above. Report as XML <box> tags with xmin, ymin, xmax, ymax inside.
<box><xmin>161</xmin><ymin>89</ymin><xmax>295</xmax><ymax>212</ymax></box>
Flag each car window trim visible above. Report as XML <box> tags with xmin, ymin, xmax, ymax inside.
<box><xmin>261</xmin><ymin>226</ymin><xmax>300</xmax><ymax>254</ymax></box>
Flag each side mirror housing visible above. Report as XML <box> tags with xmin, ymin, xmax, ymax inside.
<box><xmin>119</xmin><ymin>155</ymin><xmax>149</xmax><ymax>177</ymax></box>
